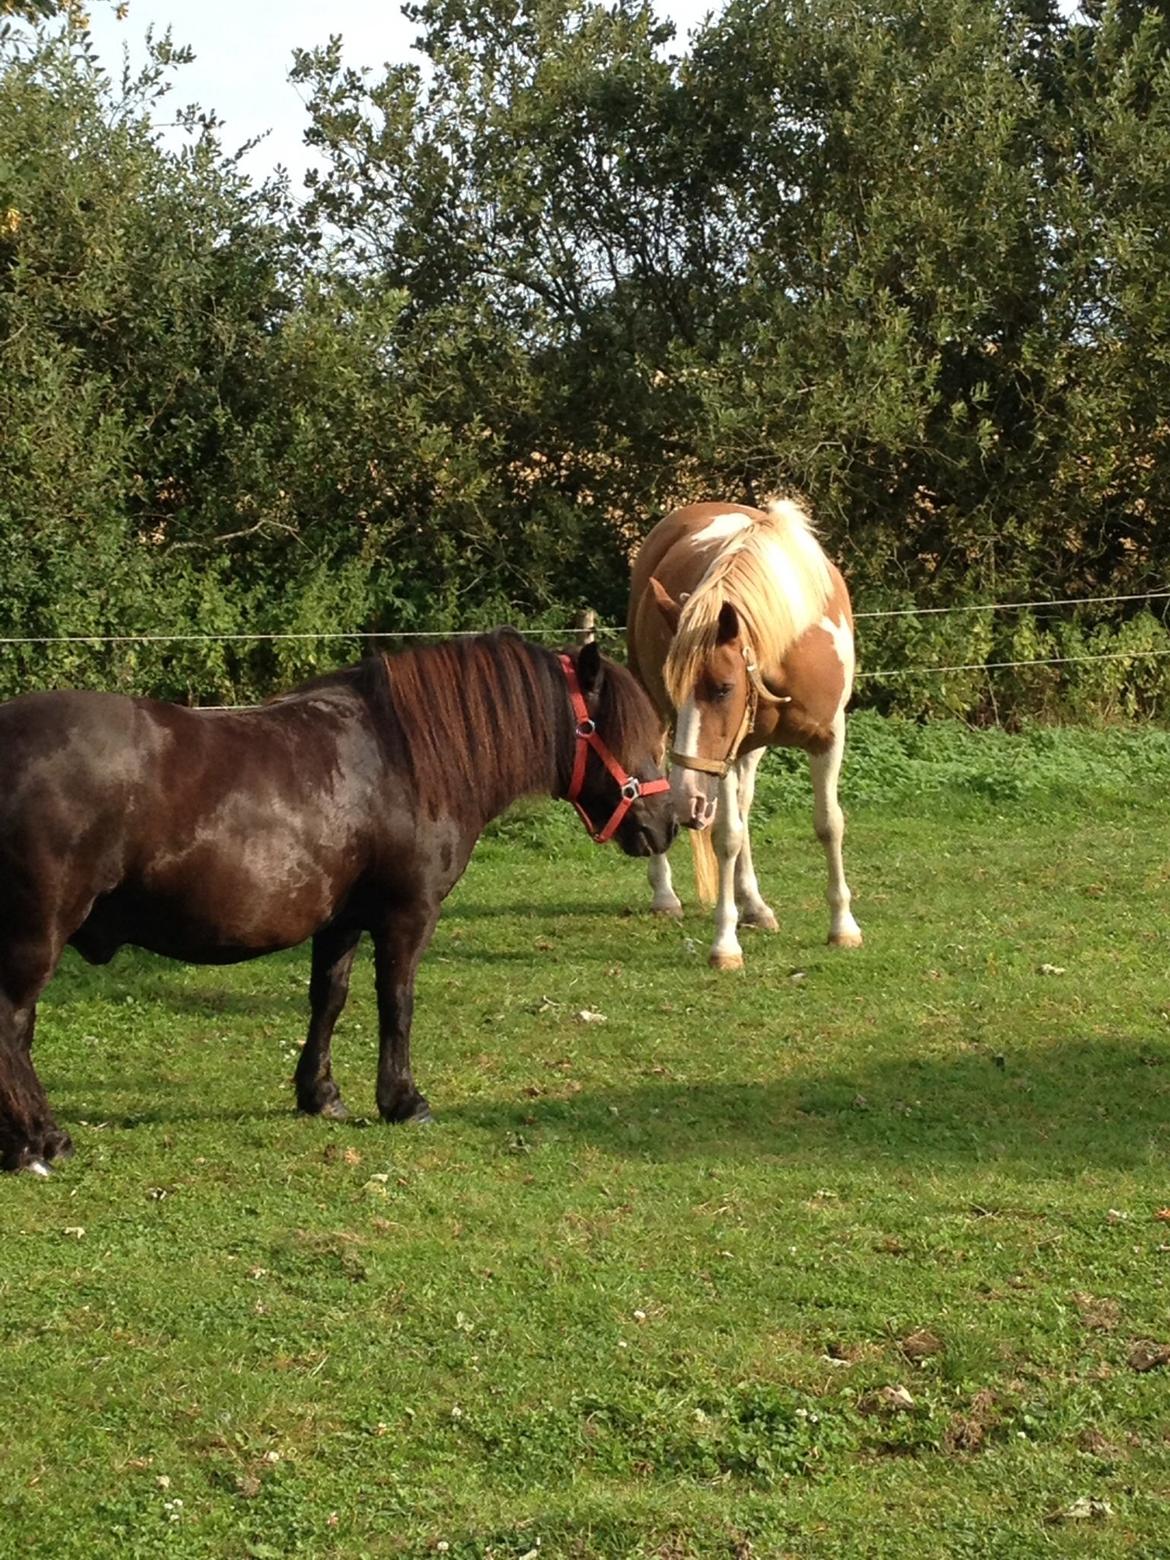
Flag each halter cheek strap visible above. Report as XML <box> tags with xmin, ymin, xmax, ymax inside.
<box><xmin>558</xmin><ymin>653</ymin><xmax>670</xmax><ymax>844</ymax></box>
<box><xmin>669</xmin><ymin>643</ymin><xmax>792</xmax><ymax>780</ymax></box>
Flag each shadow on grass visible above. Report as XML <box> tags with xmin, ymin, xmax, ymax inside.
<box><xmin>46</xmin><ymin>1039</ymin><xmax>1170</xmax><ymax>1174</ymax></box>
<box><xmin>447</xmin><ymin>1037</ymin><xmax>1170</xmax><ymax>1173</ymax></box>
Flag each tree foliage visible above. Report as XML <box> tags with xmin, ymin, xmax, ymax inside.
<box><xmin>2</xmin><ymin>1</ymin><xmax>1170</xmax><ymax>714</ymax></box>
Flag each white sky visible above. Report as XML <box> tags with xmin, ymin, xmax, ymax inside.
<box><xmin>86</xmin><ymin>0</ymin><xmax>722</xmax><ymax>187</ymax></box>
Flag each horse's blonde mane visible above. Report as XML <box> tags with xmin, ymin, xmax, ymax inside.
<box><xmin>663</xmin><ymin>499</ymin><xmax>833</xmax><ymax>706</ymax></box>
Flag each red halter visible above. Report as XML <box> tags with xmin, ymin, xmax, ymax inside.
<box><xmin>558</xmin><ymin>653</ymin><xmax>670</xmax><ymax>844</ymax></box>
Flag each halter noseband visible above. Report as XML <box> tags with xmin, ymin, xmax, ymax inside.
<box><xmin>669</xmin><ymin>643</ymin><xmax>791</xmax><ymax>781</ymax></box>
<box><xmin>558</xmin><ymin>653</ymin><xmax>670</xmax><ymax>844</ymax></box>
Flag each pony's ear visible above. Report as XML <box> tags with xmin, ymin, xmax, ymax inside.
<box><xmin>577</xmin><ymin>639</ymin><xmax>603</xmax><ymax>697</ymax></box>
<box><xmin>716</xmin><ymin>601</ymin><xmax>741</xmax><ymax>645</ymax></box>
<box><xmin>648</xmin><ymin>575</ymin><xmax>682</xmax><ymax>634</ymax></box>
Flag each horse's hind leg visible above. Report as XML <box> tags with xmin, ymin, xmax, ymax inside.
<box><xmin>734</xmin><ymin>746</ymin><xmax>778</xmax><ymax>933</ymax></box>
<box><xmin>0</xmin><ymin>943</ymin><xmax>71</xmax><ymax>1174</ymax></box>
<box><xmin>295</xmin><ymin>925</ymin><xmax>362</xmax><ymax>1119</ymax></box>
<box><xmin>809</xmin><ymin>711</ymin><xmax>862</xmax><ymax>948</ymax></box>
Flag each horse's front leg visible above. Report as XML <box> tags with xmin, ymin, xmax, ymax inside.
<box><xmin>647</xmin><ymin>848</ymin><xmax>683</xmax><ymax>917</ymax></box>
<box><xmin>733</xmin><ymin>746</ymin><xmax>778</xmax><ymax>932</ymax></box>
<box><xmin>709</xmin><ymin>766</ymin><xmax>745</xmax><ymax>971</ymax></box>
<box><xmin>295</xmin><ymin>925</ymin><xmax>361</xmax><ymax>1118</ymax></box>
<box><xmin>373</xmin><ymin>904</ymin><xmax>441</xmax><ymax>1125</ymax></box>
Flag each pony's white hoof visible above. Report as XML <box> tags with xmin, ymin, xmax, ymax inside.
<box><xmin>740</xmin><ymin>907</ymin><xmax>779</xmax><ymax>933</ymax></box>
<box><xmin>651</xmin><ymin>901</ymin><xmax>685</xmax><ymax>920</ymax></box>
<box><xmin>828</xmin><ymin>929</ymin><xmax>863</xmax><ymax>949</ymax></box>
<box><xmin>27</xmin><ymin>1158</ymin><xmax>52</xmax><ymax>1178</ymax></box>
<box><xmin>709</xmin><ymin>950</ymin><xmax>744</xmax><ymax>972</ymax></box>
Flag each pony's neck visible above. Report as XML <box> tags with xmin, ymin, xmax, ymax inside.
<box><xmin>382</xmin><ymin>635</ymin><xmax>573</xmax><ymax>835</ymax></box>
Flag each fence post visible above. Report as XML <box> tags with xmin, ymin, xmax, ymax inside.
<box><xmin>576</xmin><ymin>608</ymin><xmax>597</xmax><ymax>645</ymax></box>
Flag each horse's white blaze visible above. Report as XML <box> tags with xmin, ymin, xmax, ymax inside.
<box><xmin>670</xmin><ymin>697</ymin><xmax>717</xmax><ymax>826</ymax></box>
<box><xmin>691</xmin><ymin>511</ymin><xmax>752</xmax><ymax>547</ymax></box>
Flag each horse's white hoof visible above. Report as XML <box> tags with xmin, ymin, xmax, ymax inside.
<box><xmin>27</xmin><ymin>1158</ymin><xmax>52</xmax><ymax>1178</ymax></box>
<box><xmin>709</xmin><ymin>950</ymin><xmax>744</xmax><ymax>972</ymax></box>
<box><xmin>740</xmin><ymin>908</ymin><xmax>779</xmax><ymax>933</ymax></box>
<box><xmin>651</xmin><ymin>902</ymin><xmax>684</xmax><ymax>920</ymax></box>
<box><xmin>829</xmin><ymin>929</ymin><xmax>863</xmax><ymax>949</ymax></box>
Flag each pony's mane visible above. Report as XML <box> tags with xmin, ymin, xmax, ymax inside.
<box><xmin>664</xmin><ymin>499</ymin><xmax>833</xmax><ymax>706</ymax></box>
<box><xmin>283</xmin><ymin>633</ymin><xmax>658</xmax><ymax>826</ymax></box>
<box><xmin>379</xmin><ymin>631</ymin><xmax>566</xmax><ymax>823</ymax></box>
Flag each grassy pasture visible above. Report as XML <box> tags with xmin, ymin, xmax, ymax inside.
<box><xmin>2</xmin><ymin>717</ymin><xmax>1169</xmax><ymax>1559</ymax></box>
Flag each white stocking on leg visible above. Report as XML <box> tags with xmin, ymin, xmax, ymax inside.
<box><xmin>733</xmin><ymin>746</ymin><xmax>778</xmax><ymax>932</ymax></box>
<box><xmin>647</xmin><ymin>848</ymin><xmax>683</xmax><ymax>917</ymax></box>
<box><xmin>709</xmin><ymin>766</ymin><xmax>745</xmax><ymax>970</ymax></box>
<box><xmin>809</xmin><ymin>711</ymin><xmax>862</xmax><ymax>948</ymax></box>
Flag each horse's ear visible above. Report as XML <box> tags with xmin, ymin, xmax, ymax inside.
<box><xmin>716</xmin><ymin>601</ymin><xmax>740</xmax><ymax>645</ymax></box>
<box><xmin>648</xmin><ymin>575</ymin><xmax>682</xmax><ymax>634</ymax></box>
<box><xmin>577</xmin><ymin>639</ymin><xmax>603</xmax><ymax>697</ymax></box>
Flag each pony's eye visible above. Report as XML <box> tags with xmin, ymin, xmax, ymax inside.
<box><xmin>712</xmin><ymin>684</ymin><xmax>734</xmax><ymax>702</ymax></box>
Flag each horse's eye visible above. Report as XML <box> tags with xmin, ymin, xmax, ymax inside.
<box><xmin>712</xmin><ymin>684</ymin><xmax>734</xmax><ymax>702</ymax></box>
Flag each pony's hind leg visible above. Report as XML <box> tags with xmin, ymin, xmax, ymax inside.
<box><xmin>733</xmin><ymin>747</ymin><xmax>778</xmax><ymax>932</ymax></box>
<box><xmin>295</xmin><ymin>925</ymin><xmax>362</xmax><ymax>1119</ymax></box>
<box><xmin>647</xmin><ymin>848</ymin><xmax>683</xmax><ymax>918</ymax></box>
<box><xmin>809</xmin><ymin>711</ymin><xmax>862</xmax><ymax>948</ymax></box>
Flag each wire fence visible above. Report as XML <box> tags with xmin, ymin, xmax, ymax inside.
<box><xmin>3</xmin><ymin>587</ymin><xmax>1170</xmax><ymax>689</ymax></box>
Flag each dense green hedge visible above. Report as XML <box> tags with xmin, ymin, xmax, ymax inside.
<box><xmin>2</xmin><ymin>2</ymin><xmax>1169</xmax><ymax>714</ymax></box>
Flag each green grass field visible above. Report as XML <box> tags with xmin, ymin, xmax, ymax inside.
<box><xmin>2</xmin><ymin>717</ymin><xmax>1169</xmax><ymax>1559</ymax></box>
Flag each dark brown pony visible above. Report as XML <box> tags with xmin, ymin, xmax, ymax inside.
<box><xmin>0</xmin><ymin>632</ymin><xmax>673</xmax><ymax>1174</ymax></box>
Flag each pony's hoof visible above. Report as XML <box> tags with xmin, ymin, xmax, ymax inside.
<box><xmin>318</xmin><ymin>1097</ymin><xmax>349</xmax><ymax>1121</ymax></box>
<box><xmin>740</xmin><ymin>909</ymin><xmax>779</xmax><ymax>933</ymax></box>
<box><xmin>380</xmin><ymin>1096</ymin><xmax>433</xmax><ymax>1126</ymax></box>
<box><xmin>26</xmin><ymin>1158</ymin><xmax>52</xmax><ymax>1178</ymax></box>
<box><xmin>709</xmin><ymin>950</ymin><xmax>744</xmax><ymax>972</ymax></box>
<box><xmin>829</xmin><ymin>930</ymin><xmax>863</xmax><ymax>949</ymax></box>
<box><xmin>651</xmin><ymin>902</ymin><xmax>684</xmax><ymax>920</ymax></box>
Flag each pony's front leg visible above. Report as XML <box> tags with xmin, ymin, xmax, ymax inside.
<box><xmin>295</xmin><ymin>925</ymin><xmax>362</xmax><ymax>1118</ymax></box>
<box><xmin>733</xmin><ymin>747</ymin><xmax>778</xmax><ymax>932</ymax></box>
<box><xmin>647</xmin><ymin>848</ymin><xmax>683</xmax><ymax>918</ymax></box>
<box><xmin>373</xmin><ymin>905</ymin><xmax>440</xmax><ymax>1125</ymax></box>
<box><xmin>810</xmin><ymin>711</ymin><xmax>862</xmax><ymax>948</ymax></box>
<box><xmin>0</xmin><ymin>934</ymin><xmax>72</xmax><ymax>1172</ymax></box>
<box><xmin>709</xmin><ymin>766</ymin><xmax>745</xmax><ymax>971</ymax></box>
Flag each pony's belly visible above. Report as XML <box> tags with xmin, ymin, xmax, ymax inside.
<box><xmin>72</xmin><ymin>880</ymin><xmax>332</xmax><ymax>965</ymax></box>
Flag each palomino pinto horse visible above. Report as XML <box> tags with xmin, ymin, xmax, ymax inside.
<box><xmin>0</xmin><ymin>633</ymin><xmax>672</xmax><ymax>1174</ymax></box>
<box><xmin>628</xmin><ymin>500</ymin><xmax>861</xmax><ymax>970</ymax></box>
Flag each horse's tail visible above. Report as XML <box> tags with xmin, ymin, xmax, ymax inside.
<box><xmin>689</xmin><ymin>827</ymin><xmax>719</xmax><ymax>907</ymax></box>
